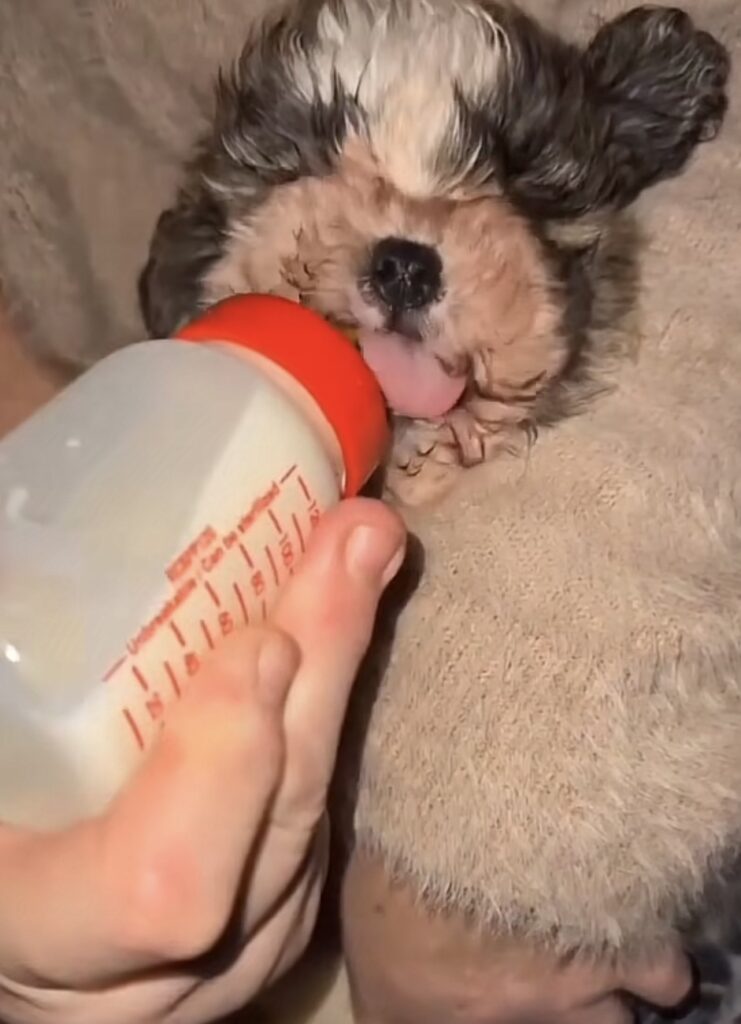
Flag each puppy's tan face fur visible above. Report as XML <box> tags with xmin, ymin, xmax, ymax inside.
<box><xmin>139</xmin><ymin>1</ymin><xmax>729</xmax><ymax>502</ymax></box>
<box><xmin>203</xmin><ymin>138</ymin><xmax>567</xmax><ymax>497</ymax></box>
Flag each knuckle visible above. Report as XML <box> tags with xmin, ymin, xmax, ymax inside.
<box><xmin>115</xmin><ymin>860</ymin><xmax>227</xmax><ymax>962</ymax></box>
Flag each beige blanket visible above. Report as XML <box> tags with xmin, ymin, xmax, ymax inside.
<box><xmin>1</xmin><ymin>0</ymin><xmax>740</xmax><ymax>980</ymax></box>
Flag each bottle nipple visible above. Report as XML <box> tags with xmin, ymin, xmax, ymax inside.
<box><xmin>177</xmin><ymin>295</ymin><xmax>390</xmax><ymax>496</ymax></box>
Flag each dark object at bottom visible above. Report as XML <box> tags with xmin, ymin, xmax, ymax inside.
<box><xmin>638</xmin><ymin>944</ymin><xmax>741</xmax><ymax>1024</ymax></box>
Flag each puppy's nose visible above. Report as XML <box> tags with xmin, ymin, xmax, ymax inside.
<box><xmin>369</xmin><ymin>237</ymin><xmax>442</xmax><ymax>312</ymax></box>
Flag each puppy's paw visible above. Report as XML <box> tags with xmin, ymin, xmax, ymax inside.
<box><xmin>390</xmin><ymin>418</ymin><xmax>452</xmax><ymax>477</ymax></box>
<box><xmin>449</xmin><ymin>403</ymin><xmax>534</xmax><ymax>466</ymax></box>
<box><xmin>385</xmin><ymin>419</ymin><xmax>459</xmax><ymax>507</ymax></box>
<box><xmin>385</xmin><ymin>407</ymin><xmax>533</xmax><ymax>507</ymax></box>
<box><xmin>384</xmin><ymin>459</ymin><xmax>462</xmax><ymax>507</ymax></box>
<box><xmin>586</xmin><ymin>7</ymin><xmax>730</xmax><ymax>163</ymax></box>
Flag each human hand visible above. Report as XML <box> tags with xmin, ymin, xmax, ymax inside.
<box><xmin>0</xmin><ymin>497</ymin><xmax>406</xmax><ymax>1024</ymax></box>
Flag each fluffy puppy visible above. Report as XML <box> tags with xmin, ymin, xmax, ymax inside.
<box><xmin>139</xmin><ymin>0</ymin><xmax>729</xmax><ymax>503</ymax></box>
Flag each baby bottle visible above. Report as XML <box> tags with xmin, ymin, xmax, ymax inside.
<box><xmin>0</xmin><ymin>294</ymin><xmax>389</xmax><ymax>830</ymax></box>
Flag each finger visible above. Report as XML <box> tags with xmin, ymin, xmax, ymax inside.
<box><xmin>0</xmin><ymin>626</ymin><xmax>298</xmax><ymax>988</ymax></box>
<box><xmin>617</xmin><ymin>944</ymin><xmax>693</xmax><ymax>1009</ymax></box>
<box><xmin>103</xmin><ymin>627</ymin><xmax>301</xmax><ymax>963</ymax></box>
<box><xmin>269</xmin><ymin>497</ymin><xmax>406</xmax><ymax>826</ymax></box>
<box><xmin>170</xmin><ymin>842</ymin><xmax>328</xmax><ymax>1024</ymax></box>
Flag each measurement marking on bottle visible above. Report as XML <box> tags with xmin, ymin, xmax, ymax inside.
<box><xmin>265</xmin><ymin>545</ymin><xmax>280</xmax><ymax>587</ymax></box>
<box><xmin>200</xmin><ymin>619</ymin><xmax>215</xmax><ymax>651</ymax></box>
<box><xmin>132</xmin><ymin>666</ymin><xmax>150</xmax><ymax>692</ymax></box>
<box><xmin>164</xmin><ymin>660</ymin><xmax>181</xmax><ymax>698</ymax></box>
<box><xmin>239</xmin><ymin>543</ymin><xmax>254</xmax><ymax>569</ymax></box>
<box><xmin>146</xmin><ymin>692</ymin><xmax>165</xmax><ymax>722</ymax></box>
<box><xmin>233</xmin><ymin>582</ymin><xmax>249</xmax><ymax>625</ymax></box>
<box><xmin>268</xmin><ymin>509</ymin><xmax>282</xmax><ymax>535</ymax></box>
<box><xmin>123</xmin><ymin>708</ymin><xmax>145</xmax><ymax>750</ymax></box>
<box><xmin>170</xmin><ymin>621</ymin><xmax>186</xmax><ymax>647</ymax></box>
<box><xmin>292</xmin><ymin>514</ymin><xmax>306</xmax><ymax>554</ymax></box>
<box><xmin>218</xmin><ymin>610</ymin><xmax>234</xmax><ymax>637</ymax></box>
<box><xmin>103</xmin><ymin>655</ymin><xmax>127</xmax><ymax>682</ymax></box>
<box><xmin>111</xmin><ymin>463</ymin><xmax>326</xmax><ymax>754</ymax></box>
<box><xmin>277</xmin><ymin>532</ymin><xmax>293</xmax><ymax>576</ymax></box>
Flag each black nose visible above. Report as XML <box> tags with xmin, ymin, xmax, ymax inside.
<box><xmin>369</xmin><ymin>237</ymin><xmax>442</xmax><ymax>312</ymax></box>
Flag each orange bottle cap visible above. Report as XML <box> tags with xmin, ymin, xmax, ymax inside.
<box><xmin>176</xmin><ymin>295</ymin><xmax>390</xmax><ymax>496</ymax></box>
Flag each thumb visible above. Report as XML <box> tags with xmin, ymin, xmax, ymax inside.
<box><xmin>268</xmin><ymin>497</ymin><xmax>406</xmax><ymax>826</ymax></box>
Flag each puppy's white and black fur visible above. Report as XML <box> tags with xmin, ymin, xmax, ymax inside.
<box><xmin>139</xmin><ymin>0</ymin><xmax>729</xmax><ymax>502</ymax></box>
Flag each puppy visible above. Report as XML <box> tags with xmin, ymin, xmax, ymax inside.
<box><xmin>139</xmin><ymin>0</ymin><xmax>729</xmax><ymax>504</ymax></box>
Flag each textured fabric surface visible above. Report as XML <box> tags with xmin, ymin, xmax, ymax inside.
<box><xmin>0</xmin><ymin>0</ymin><xmax>286</xmax><ymax>365</ymax></box>
<box><xmin>348</xmin><ymin>0</ymin><xmax>741</xmax><ymax>956</ymax></box>
<box><xmin>1</xmin><ymin>0</ymin><xmax>740</xmax><ymax>1019</ymax></box>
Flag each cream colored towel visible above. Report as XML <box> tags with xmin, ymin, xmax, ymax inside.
<box><xmin>352</xmin><ymin>0</ymin><xmax>741</xmax><ymax>953</ymax></box>
<box><xmin>0</xmin><ymin>0</ymin><xmax>283</xmax><ymax>365</ymax></box>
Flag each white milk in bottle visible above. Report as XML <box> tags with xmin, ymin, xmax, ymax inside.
<box><xmin>0</xmin><ymin>294</ymin><xmax>389</xmax><ymax>829</ymax></box>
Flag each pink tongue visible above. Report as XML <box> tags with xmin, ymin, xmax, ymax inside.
<box><xmin>358</xmin><ymin>330</ymin><xmax>466</xmax><ymax>419</ymax></box>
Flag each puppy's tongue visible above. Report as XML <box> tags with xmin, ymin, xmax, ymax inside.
<box><xmin>358</xmin><ymin>330</ymin><xmax>466</xmax><ymax>419</ymax></box>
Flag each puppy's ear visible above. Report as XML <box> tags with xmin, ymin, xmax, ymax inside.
<box><xmin>139</xmin><ymin>10</ymin><xmax>351</xmax><ymax>338</ymax></box>
<box><xmin>581</xmin><ymin>6</ymin><xmax>730</xmax><ymax>205</ymax></box>
<box><xmin>497</xmin><ymin>5</ymin><xmax>729</xmax><ymax>218</ymax></box>
<box><xmin>138</xmin><ymin>183</ymin><xmax>227</xmax><ymax>338</ymax></box>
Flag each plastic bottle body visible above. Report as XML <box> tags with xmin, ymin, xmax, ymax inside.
<box><xmin>0</xmin><ymin>340</ymin><xmax>343</xmax><ymax>829</ymax></box>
